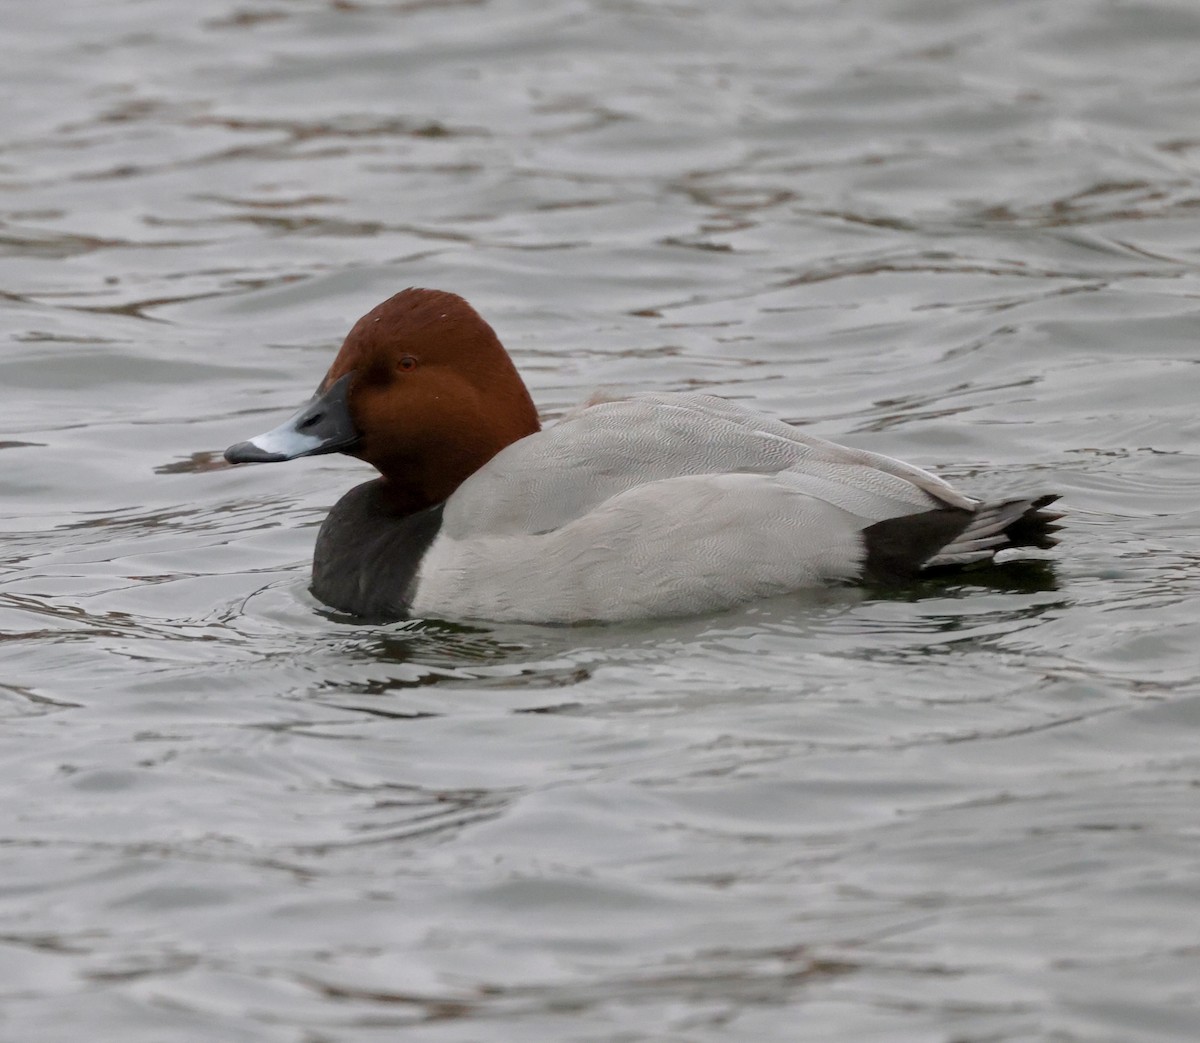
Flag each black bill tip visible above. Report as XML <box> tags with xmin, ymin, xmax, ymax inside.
<box><xmin>224</xmin><ymin>441</ymin><xmax>289</xmax><ymax>465</ymax></box>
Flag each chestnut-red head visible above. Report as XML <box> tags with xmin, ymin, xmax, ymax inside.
<box><xmin>225</xmin><ymin>288</ymin><xmax>541</xmax><ymax>514</ymax></box>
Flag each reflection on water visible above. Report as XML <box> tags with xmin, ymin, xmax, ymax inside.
<box><xmin>1</xmin><ymin>0</ymin><xmax>1200</xmax><ymax>1041</ymax></box>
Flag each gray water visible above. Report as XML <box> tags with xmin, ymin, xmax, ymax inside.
<box><xmin>2</xmin><ymin>1</ymin><xmax>1199</xmax><ymax>1040</ymax></box>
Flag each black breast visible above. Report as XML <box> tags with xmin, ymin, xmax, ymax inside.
<box><xmin>310</xmin><ymin>479</ymin><xmax>444</xmax><ymax>621</ymax></box>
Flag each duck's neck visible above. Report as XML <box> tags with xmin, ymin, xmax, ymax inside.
<box><xmin>373</xmin><ymin>385</ymin><xmax>541</xmax><ymax>516</ymax></box>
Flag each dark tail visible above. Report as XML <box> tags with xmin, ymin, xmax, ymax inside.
<box><xmin>998</xmin><ymin>493</ymin><xmax>1063</xmax><ymax>550</ymax></box>
<box><xmin>862</xmin><ymin>494</ymin><xmax>1063</xmax><ymax>583</ymax></box>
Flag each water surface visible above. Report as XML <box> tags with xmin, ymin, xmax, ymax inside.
<box><xmin>2</xmin><ymin>1</ymin><xmax>1199</xmax><ymax>1040</ymax></box>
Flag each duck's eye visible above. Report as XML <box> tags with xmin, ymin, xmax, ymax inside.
<box><xmin>397</xmin><ymin>355</ymin><xmax>418</xmax><ymax>372</ymax></box>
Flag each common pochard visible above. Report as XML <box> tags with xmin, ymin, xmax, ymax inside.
<box><xmin>225</xmin><ymin>289</ymin><xmax>1061</xmax><ymax>623</ymax></box>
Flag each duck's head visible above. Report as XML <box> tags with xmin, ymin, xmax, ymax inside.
<box><xmin>224</xmin><ymin>288</ymin><xmax>541</xmax><ymax>513</ymax></box>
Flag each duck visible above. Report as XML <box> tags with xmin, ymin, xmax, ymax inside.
<box><xmin>224</xmin><ymin>288</ymin><xmax>1061</xmax><ymax>623</ymax></box>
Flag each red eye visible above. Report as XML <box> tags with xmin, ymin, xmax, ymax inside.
<box><xmin>398</xmin><ymin>355</ymin><xmax>417</xmax><ymax>372</ymax></box>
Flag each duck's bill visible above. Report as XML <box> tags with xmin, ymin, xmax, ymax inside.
<box><xmin>224</xmin><ymin>373</ymin><xmax>358</xmax><ymax>464</ymax></box>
